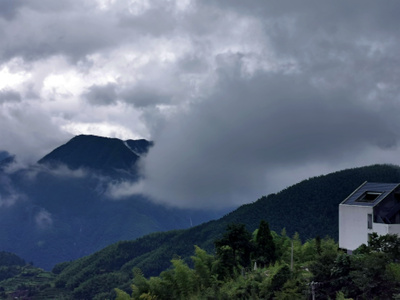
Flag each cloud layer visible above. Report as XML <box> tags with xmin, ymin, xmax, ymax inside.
<box><xmin>1</xmin><ymin>0</ymin><xmax>400</xmax><ymax>208</ymax></box>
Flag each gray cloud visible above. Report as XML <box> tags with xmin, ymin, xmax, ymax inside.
<box><xmin>0</xmin><ymin>103</ymin><xmax>72</xmax><ymax>165</ymax></box>
<box><xmin>2</xmin><ymin>0</ymin><xmax>400</xmax><ymax>209</ymax></box>
<box><xmin>178</xmin><ymin>54</ymin><xmax>209</xmax><ymax>74</ymax></box>
<box><xmin>35</xmin><ymin>208</ymin><xmax>53</xmax><ymax>229</ymax></box>
<box><xmin>0</xmin><ymin>174</ymin><xmax>25</xmax><ymax>208</ymax></box>
<box><xmin>84</xmin><ymin>83</ymin><xmax>118</xmax><ymax>106</ymax></box>
<box><xmin>0</xmin><ymin>89</ymin><xmax>21</xmax><ymax>103</ymax></box>
<box><xmin>120</xmin><ymin>85</ymin><xmax>170</xmax><ymax>108</ymax></box>
<box><xmin>22</xmin><ymin>164</ymin><xmax>88</xmax><ymax>182</ymax></box>
<box><xmin>0</xmin><ymin>0</ymin><xmax>23</xmax><ymax>20</ymax></box>
<box><xmin>0</xmin><ymin>194</ymin><xmax>21</xmax><ymax>208</ymax></box>
<box><xmin>0</xmin><ymin>2</ymin><xmax>123</xmax><ymax>62</ymax></box>
<box><xmin>118</xmin><ymin>6</ymin><xmax>177</xmax><ymax>36</ymax></box>
<box><xmin>138</xmin><ymin>62</ymin><xmax>400</xmax><ymax>208</ymax></box>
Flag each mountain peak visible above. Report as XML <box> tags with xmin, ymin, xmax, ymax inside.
<box><xmin>38</xmin><ymin>135</ymin><xmax>152</xmax><ymax>174</ymax></box>
<box><xmin>125</xmin><ymin>139</ymin><xmax>154</xmax><ymax>156</ymax></box>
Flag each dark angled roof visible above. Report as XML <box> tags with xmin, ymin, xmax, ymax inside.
<box><xmin>340</xmin><ymin>182</ymin><xmax>400</xmax><ymax>207</ymax></box>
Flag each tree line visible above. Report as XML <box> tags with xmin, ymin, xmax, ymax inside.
<box><xmin>3</xmin><ymin>220</ymin><xmax>400</xmax><ymax>299</ymax></box>
<box><xmin>114</xmin><ymin>220</ymin><xmax>400</xmax><ymax>299</ymax></box>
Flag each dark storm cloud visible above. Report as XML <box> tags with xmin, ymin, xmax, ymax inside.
<box><xmin>139</xmin><ymin>60</ymin><xmax>400</xmax><ymax>208</ymax></box>
<box><xmin>3</xmin><ymin>0</ymin><xmax>400</xmax><ymax>210</ymax></box>
<box><xmin>97</xmin><ymin>0</ymin><xmax>400</xmax><ymax>209</ymax></box>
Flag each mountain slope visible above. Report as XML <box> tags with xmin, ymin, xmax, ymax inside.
<box><xmin>53</xmin><ymin>164</ymin><xmax>400</xmax><ymax>298</ymax></box>
<box><xmin>0</xmin><ymin>252</ymin><xmax>63</xmax><ymax>299</ymax></box>
<box><xmin>0</xmin><ymin>135</ymin><xmax>225</xmax><ymax>270</ymax></box>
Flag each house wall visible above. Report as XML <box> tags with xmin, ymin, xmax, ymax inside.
<box><xmin>373</xmin><ymin>222</ymin><xmax>389</xmax><ymax>235</ymax></box>
<box><xmin>388</xmin><ymin>224</ymin><xmax>400</xmax><ymax>235</ymax></box>
<box><xmin>373</xmin><ymin>223</ymin><xmax>400</xmax><ymax>236</ymax></box>
<box><xmin>339</xmin><ymin>205</ymin><xmax>373</xmax><ymax>251</ymax></box>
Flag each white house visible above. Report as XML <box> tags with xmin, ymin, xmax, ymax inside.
<box><xmin>339</xmin><ymin>181</ymin><xmax>400</xmax><ymax>253</ymax></box>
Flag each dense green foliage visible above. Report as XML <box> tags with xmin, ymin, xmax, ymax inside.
<box><xmin>0</xmin><ymin>252</ymin><xmax>26</xmax><ymax>283</ymax></box>
<box><xmin>8</xmin><ymin>228</ymin><xmax>400</xmax><ymax>299</ymax></box>
<box><xmin>254</xmin><ymin>220</ymin><xmax>277</xmax><ymax>268</ymax></box>
<box><xmin>0</xmin><ymin>253</ymin><xmax>65</xmax><ymax>300</ymax></box>
<box><xmin>0</xmin><ymin>252</ymin><xmax>25</xmax><ymax>268</ymax></box>
<box><xmin>214</xmin><ymin>223</ymin><xmax>254</xmax><ymax>275</ymax></box>
<box><xmin>44</xmin><ymin>164</ymin><xmax>400</xmax><ymax>298</ymax></box>
<box><xmin>3</xmin><ymin>164</ymin><xmax>400</xmax><ymax>298</ymax></box>
<box><xmin>308</xmin><ymin>233</ymin><xmax>400</xmax><ymax>299</ymax></box>
<box><xmin>115</xmin><ymin>228</ymin><xmax>400</xmax><ymax>300</ymax></box>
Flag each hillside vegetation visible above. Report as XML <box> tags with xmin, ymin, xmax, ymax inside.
<box><xmin>3</xmin><ymin>222</ymin><xmax>400</xmax><ymax>299</ymax></box>
<box><xmin>0</xmin><ymin>252</ymin><xmax>63</xmax><ymax>299</ymax></box>
<box><xmin>48</xmin><ymin>164</ymin><xmax>400</xmax><ymax>298</ymax></box>
<box><xmin>115</xmin><ymin>225</ymin><xmax>400</xmax><ymax>300</ymax></box>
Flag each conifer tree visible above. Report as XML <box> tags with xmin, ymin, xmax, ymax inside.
<box><xmin>255</xmin><ymin>220</ymin><xmax>276</xmax><ymax>267</ymax></box>
<box><xmin>215</xmin><ymin>223</ymin><xmax>253</xmax><ymax>271</ymax></box>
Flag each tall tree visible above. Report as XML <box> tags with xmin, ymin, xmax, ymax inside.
<box><xmin>255</xmin><ymin>220</ymin><xmax>276</xmax><ymax>267</ymax></box>
<box><xmin>214</xmin><ymin>223</ymin><xmax>253</xmax><ymax>275</ymax></box>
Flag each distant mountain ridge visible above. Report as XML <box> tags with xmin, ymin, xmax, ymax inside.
<box><xmin>0</xmin><ymin>135</ymin><xmax>225</xmax><ymax>270</ymax></box>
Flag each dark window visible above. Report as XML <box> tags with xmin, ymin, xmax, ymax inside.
<box><xmin>368</xmin><ymin>214</ymin><xmax>372</xmax><ymax>229</ymax></box>
<box><xmin>356</xmin><ymin>192</ymin><xmax>382</xmax><ymax>203</ymax></box>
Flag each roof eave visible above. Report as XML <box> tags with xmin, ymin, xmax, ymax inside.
<box><xmin>339</xmin><ymin>181</ymin><xmax>367</xmax><ymax>206</ymax></box>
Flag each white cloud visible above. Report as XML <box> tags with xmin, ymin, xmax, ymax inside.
<box><xmin>106</xmin><ymin>180</ymin><xmax>144</xmax><ymax>199</ymax></box>
<box><xmin>0</xmin><ymin>174</ymin><xmax>25</xmax><ymax>208</ymax></box>
<box><xmin>62</xmin><ymin>121</ymin><xmax>142</xmax><ymax>141</ymax></box>
<box><xmin>0</xmin><ymin>194</ymin><xmax>20</xmax><ymax>208</ymax></box>
<box><xmin>0</xmin><ymin>59</ymin><xmax>30</xmax><ymax>90</ymax></box>
<box><xmin>35</xmin><ymin>209</ymin><xmax>53</xmax><ymax>229</ymax></box>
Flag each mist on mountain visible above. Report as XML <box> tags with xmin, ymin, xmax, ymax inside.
<box><xmin>0</xmin><ymin>135</ymin><xmax>227</xmax><ymax>270</ymax></box>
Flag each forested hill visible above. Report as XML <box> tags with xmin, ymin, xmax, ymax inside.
<box><xmin>52</xmin><ymin>164</ymin><xmax>400</xmax><ymax>298</ymax></box>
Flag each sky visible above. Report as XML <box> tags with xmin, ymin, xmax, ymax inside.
<box><xmin>1</xmin><ymin>0</ymin><xmax>400</xmax><ymax>209</ymax></box>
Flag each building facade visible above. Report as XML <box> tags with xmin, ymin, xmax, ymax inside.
<box><xmin>339</xmin><ymin>182</ymin><xmax>400</xmax><ymax>253</ymax></box>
